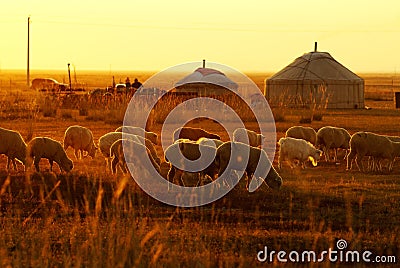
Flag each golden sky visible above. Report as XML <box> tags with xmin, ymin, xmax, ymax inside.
<box><xmin>1</xmin><ymin>0</ymin><xmax>399</xmax><ymax>73</ymax></box>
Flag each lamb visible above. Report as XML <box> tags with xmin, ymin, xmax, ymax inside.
<box><xmin>110</xmin><ymin>139</ymin><xmax>160</xmax><ymax>175</ymax></box>
<box><xmin>346</xmin><ymin>132</ymin><xmax>400</xmax><ymax>172</ymax></box>
<box><xmin>115</xmin><ymin>126</ymin><xmax>158</xmax><ymax>145</ymax></box>
<box><xmin>215</xmin><ymin>141</ymin><xmax>282</xmax><ymax>191</ymax></box>
<box><xmin>98</xmin><ymin>132</ymin><xmax>160</xmax><ymax>171</ymax></box>
<box><xmin>233</xmin><ymin>127</ymin><xmax>264</xmax><ymax>147</ymax></box>
<box><xmin>278</xmin><ymin>137</ymin><xmax>322</xmax><ymax>169</ymax></box>
<box><xmin>285</xmin><ymin>126</ymin><xmax>317</xmax><ymax>145</ymax></box>
<box><xmin>172</xmin><ymin>127</ymin><xmax>220</xmax><ymax>142</ymax></box>
<box><xmin>63</xmin><ymin>125</ymin><xmax>97</xmax><ymax>159</ymax></box>
<box><xmin>0</xmin><ymin>127</ymin><xmax>27</xmax><ymax>171</ymax></box>
<box><xmin>316</xmin><ymin>126</ymin><xmax>351</xmax><ymax>162</ymax></box>
<box><xmin>165</xmin><ymin>140</ymin><xmax>218</xmax><ymax>186</ymax></box>
<box><xmin>27</xmin><ymin>137</ymin><xmax>73</xmax><ymax>172</ymax></box>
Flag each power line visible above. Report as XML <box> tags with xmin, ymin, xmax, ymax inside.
<box><xmin>31</xmin><ymin>18</ymin><xmax>400</xmax><ymax>33</ymax></box>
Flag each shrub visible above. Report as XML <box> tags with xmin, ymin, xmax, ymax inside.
<box><xmin>313</xmin><ymin>113</ymin><xmax>323</xmax><ymax>121</ymax></box>
<box><xmin>79</xmin><ymin>107</ymin><xmax>89</xmax><ymax>116</ymax></box>
<box><xmin>273</xmin><ymin>109</ymin><xmax>285</xmax><ymax>122</ymax></box>
<box><xmin>299</xmin><ymin>117</ymin><xmax>312</xmax><ymax>124</ymax></box>
<box><xmin>61</xmin><ymin>111</ymin><xmax>73</xmax><ymax>119</ymax></box>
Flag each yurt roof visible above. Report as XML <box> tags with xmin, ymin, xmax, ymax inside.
<box><xmin>268</xmin><ymin>51</ymin><xmax>363</xmax><ymax>82</ymax></box>
<box><xmin>175</xmin><ymin>67</ymin><xmax>238</xmax><ymax>91</ymax></box>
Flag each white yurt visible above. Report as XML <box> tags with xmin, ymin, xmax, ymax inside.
<box><xmin>174</xmin><ymin>63</ymin><xmax>238</xmax><ymax>96</ymax></box>
<box><xmin>265</xmin><ymin>44</ymin><xmax>364</xmax><ymax>109</ymax></box>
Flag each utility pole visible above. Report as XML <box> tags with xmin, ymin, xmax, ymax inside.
<box><xmin>27</xmin><ymin>16</ymin><xmax>30</xmax><ymax>88</ymax></box>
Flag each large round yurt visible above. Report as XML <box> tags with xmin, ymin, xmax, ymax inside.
<box><xmin>265</xmin><ymin>47</ymin><xmax>364</xmax><ymax>109</ymax></box>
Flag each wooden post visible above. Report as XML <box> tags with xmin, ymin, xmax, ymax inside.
<box><xmin>67</xmin><ymin>63</ymin><xmax>72</xmax><ymax>91</ymax></box>
<box><xmin>203</xmin><ymin>59</ymin><xmax>205</xmax><ymax>68</ymax></box>
<box><xmin>314</xmin><ymin>42</ymin><xmax>317</xmax><ymax>52</ymax></box>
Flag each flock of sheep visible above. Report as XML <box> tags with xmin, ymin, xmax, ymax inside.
<box><xmin>0</xmin><ymin>125</ymin><xmax>283</xmax><ymax>191</ymax></box>
<box><xmin>281</xmin><ymin>125</ymin><xmax>400</xmax><ymax>172</ymax></box>
<box><xmin>0</xmin><ymin>123</ymin><xmax>398</xmax><ymax>191</ymax></box>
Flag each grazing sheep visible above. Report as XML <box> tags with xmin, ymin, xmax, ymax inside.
<box><xmin>115</xmin><ymin>126</ymin><xmax>158</xmax><ymax>145</ymax></box>
<box><xmin>285</xmin><ymin>126</ymin><xmax>317</xmax><ymax>145</ymax></box>
<box><xmin>110</xmin><ymin>139</ymin><xmax>160</xmax><ymax>175</ymax></box>
<box><xmin>215</xmin><ymin>141</ymin><xmax>282</xmax><ymax>190</ymax></box>
<box><xmin>316</xmin><ymin>126</ymin><xmax>351</xmax><ymax>162</ymax></box>
<box><xmin>173</xmin><ymin>127</ymin><xmax>220</xmax><ymax>142</ymax></box>
<box><xmin>98</xmin><ymin>132</ymin><xmax>160</xmax><ymax>171</ymax></box>
<box><xmin>233</xmin><ymin>128</ymin><xmax>264</xmax><ymax>147</ymax></box>
<box><xmin>196</xmin><ymin>137</ymin><xmax>224</xmax><ymax>148</ymax></box>
<box><xmin>278</xmin><ymin>137</ymin><xmax>322</xmax><ymax>169</ymax></box>
<box><xmin>0</xmin><ymin>127</ymin><xmax>27</xmax><ymax>171</ymax></box>
<box><xmin>165</xmin><ymin>140</ymin><xmax>218</xmax><ymax>186</ymax></box>
<box><xmin>27</xmin><ymin>137</ymin><xmax>73</xmax><ymax>172</ymax></box>
<box><xmin>346</xmin><ymin>132</ymin><xmax>400</xmax><ymax>172</ymax></box>
<box><xmin>63</xmin><ymin>125</ymin><xmax>97</xmax><ymax>159</ymax></box>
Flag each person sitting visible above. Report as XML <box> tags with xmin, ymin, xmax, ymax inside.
<box><xmin>131</xmin><ymin>78</ymin><xmax>142</xmax><ymax>89</ymax></box>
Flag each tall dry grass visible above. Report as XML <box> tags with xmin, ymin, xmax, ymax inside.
<box><xmin>0</xmin><ymin>168</ymin><xmax>399</xmax><ymax>267</ymax></box>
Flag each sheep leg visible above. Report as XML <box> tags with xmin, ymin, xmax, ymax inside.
<box><xmin>346</xmin><ymin>150</ymin><xmax>356</xmax><ymax>170</ymax></box>
<box><xmin>324</xmin><ymin>146</ymin><xmax>330</xmax><ymax>162</ymax></box>
<box><xmin>49</xmin><ymin>159</ymin><xmax>54</xmax><ymax>171</ymax></box>
<box><xmin>105</xmin><ymin>158</ymin><xmax>111</xmax><ymax>173</ymax></box>
<box><xmin>177</xmin><ymin>170</ymin><xmax>185</xmax><ymax>186</ymax></box>
<box><xmin>333</xmin><ymin>148</ymin><xmax>338</xmax><ymax>162</ymax></box>
<box><xmin>6</xmin><ymin>158</ymin><xmax>10</xmax><ymax>171</ymax></box>
<box><xmin>34</xmin><ymin>157</ymin><xmax>41</xmax><ymax>172</ymax></box>
<box><xmin>120</xmin><ymin>161</ymin><xmax>128</xmax><ymax>174</ymax></box>
<box><xmin>389</xmin><ymin>158</ymin><xmax>395</xmax><ymax>172</ymax></box>
<box><xmin>195</xmin><ymin>173</ymin><xmax>202</xmax><ymax>187</ymax></box>
<box><xmin>12</xmin><ymin>159</ymin><xmax>18</xmax><ymax>170</ymax></box>
<box><xmin>301</xmin><ymin>161</ymin><xmax>306</xmax><ymax>169</ymax></box>
<box><xmin>355</xmin><ymin>154</ymin><xmax>364</xmax><ymax>172</ymax></box>
<box><xmin>343</xmin><ymin>149</ymin><xmax>348</xmax><ymax>160</ymax></box>
<box><xmin>278</xmin><ymin>152</ymin><xmax>284</xmax><ymax>169</ymax></box>
<box><xmin>7</xmin><ymin>157</ymin><xmax>16</xmax><ymax>171</ymax></box>
<box><xmin>227</xmin><ymin>170</ymin><xmax>241</xmax><ymax>188</ymax></box>
<box><xmin>74</xmin><ymin>149</ymin><xmax>80</xmax><ymax>160</ymax></box>
<box><xmin>367</xmin><ymin>156</ymin><xmax>372</xmax><ymax>171</ymax></box>
<box><xmin>111</xmin><ymin>157</ymin><xmax>119</xmax><ymax>174</ymax></box>
<box><xmin>167</xmin><ymin>166</ymin><xmax>176</xmax><ymax>183</ymax></box>
<box><xmin>245</xmin><ymin>173</ymin><xmax>254</xmax><ymax>190</ymax></box>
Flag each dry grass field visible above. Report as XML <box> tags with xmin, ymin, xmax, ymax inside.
<box><xmin>0</xmin><ymin>70</ymin><xmax>399</xmax><ymax>267</ymax></box>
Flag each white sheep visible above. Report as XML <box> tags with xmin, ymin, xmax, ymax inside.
<box><xmin>27</xmin><ymin>137</ymin><xmax>73</xmax><ymax>172</ymax></box>
<box><xmin>316</xmin><ymin>126</ymin><xmax>351</xmax><ymax>162</ymax></box>
<box><xmin>278</xmin><ymin>137</ymin><xmax>322</xmax><ymax>169</ymax></box>
<box><xmin>215</xmin><ymin>141</ymin><xmax>282</xmax><ymax>191</ymax></box>
<box><xmin>233</xmin><ymin>128</ymin><xmax>264</xmax><ymax>147</ymax></box>
<box><xmin>165</xmin><ymin>140</ymin><xmax>218</xmax><ymax>187</ymax></box>
<box><xmin>346</xmin><ymin>132</ymin><xmax>400</xmax><ymax>172</ymax></box>
<box><xmin>115</xmin><ymin>126</ymin><xmax>158</xmax><ymax>145</ymax></box>
<box><xmin>0</xmin><ymin>127</ymin><xmax>27</xmax><ymax>171</ymax></box>
<box><xmin>98</xmin><ymin>132</ymin><xmax>160</xmax><ymax>171</ymax></box>
<box><xmin>110</xmin><ymin>139</ymin><xmax>160</xmax><ymax>175</ymax></box>
<box><xmin>285</xmin><ymin>126</ymin><xmax>317</xmax><ymax>145</ymax></box>
<box><xmin>172</xmin><ymin>127</ymin><xmax>221</xmax><ymax>142</ymax></box>
<box><xmin>63</xmin><ymin>125</ymin><xmax>97</xmax><ymax>159</ymax></box>
<box><xmin>196</xmin><ymin>137</ymin><xmax>224</xmax><ymax>148</ymax></box>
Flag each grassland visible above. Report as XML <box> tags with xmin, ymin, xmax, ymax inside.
<box><xmin>0</xmin><ymin>70</ymin><xmax>399</xmax><ymax>267</ymax></box>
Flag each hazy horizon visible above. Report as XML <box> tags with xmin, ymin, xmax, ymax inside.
<box><xmin>1</xmin><ymin>1</ymin><xmax>399</xmax><ymax>73</ymax></box>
